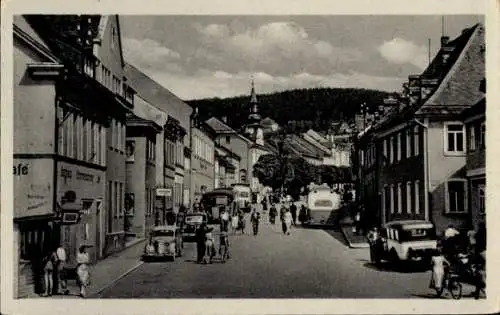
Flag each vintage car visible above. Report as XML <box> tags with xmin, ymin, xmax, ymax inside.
<box><xmin>143</xmin><ymin>225</ymin><xmax>183</xmax><ymax>261</ymax></box>
<box><xmin>370</xmin><ymin>220</ymin><xmax>437</xmax><ymax>265</ymax></box>
<box><xmin>182</xmin><ymin>213</ymin><xmax>208</xmax><ymax>240</ymax></box>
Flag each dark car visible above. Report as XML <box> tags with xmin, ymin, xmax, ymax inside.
<box><xmin>182</xmin><ymin>213</ymin><xmax>208</xmax><ymax>241</ymax></box>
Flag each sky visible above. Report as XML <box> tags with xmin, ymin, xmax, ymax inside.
<box><xmin>120</xmin><ymin>15</ymin><xmax>483</xmax><ymax>101</ymax></box>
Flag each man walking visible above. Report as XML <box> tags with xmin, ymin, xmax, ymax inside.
<box><xmin>251</xmin><ymin>209</ymin><xmax>261</xmax><ymax>236</ymax></box>
<box><xmin>290</xmin><ymin>202</ymin><xmax>297</xmax><ymax>226</ymax></box>
<box><xmin>283</xmin><ymin>208</ymin><xmax>293</xmax><ymax>235</ymax></box>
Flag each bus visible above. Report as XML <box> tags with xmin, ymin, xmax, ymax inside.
<box><xmin>200</xmin><ymin>188</ymin><xmax>234</xmax><ymax>223</ymax></box>
<box><xmin>304</xmin><ymin>184</ymin><xmax>342</xmax><ymax>227</ymax></box>
<box><xmin>231</xmin><ymin>184</ymin><xmax>252</xmax><ymax>213</ymax></box>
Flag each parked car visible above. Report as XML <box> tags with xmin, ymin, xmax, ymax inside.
<box><xmin>370</xmin><ymin>220</ymin><xmax>437</xmax><ymax>266</ymax></box>
<box><xmin>182</xmin><ymin>213</ymin><xmax>208</xmax><ymax>240</ymax></box>
<box><xmin>143</xmin><ymin>225</ymin><xmax>183</xmax><ymax>261</ymax></box>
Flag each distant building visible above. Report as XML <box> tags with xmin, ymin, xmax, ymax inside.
<box><xmin>125</xmin><ymin>114</ymin><xmax>161</xmax><ymax>238</ymax></box>
<box><xmin>261</xmin><ymin>117</ymin><xmax>279</xmax><ymax>134</ymax></box>
<box><xmin>190</xmin><ymin>108</ymin><xmax>216</xmax><ymax>206</ymax></box>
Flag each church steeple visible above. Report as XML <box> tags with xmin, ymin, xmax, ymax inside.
<box><xmin>244</xmin><ymin>76</ymin><xmax>264</xmax><ymax>146</ymax></box>
<box><xmin>248</xmin><ymin>76</ymin><xmax>261</xmax><ymax>123</ymax></box>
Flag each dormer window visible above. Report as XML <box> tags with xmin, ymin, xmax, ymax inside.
<box><xmin>442</xmin><ymin>53</ymin><xmax>450</xmax><ymax>63</ymax></box>
<box><xmin>111</xmin><ymin>27</ymin><xmax>116</xmax><ymax>50</ymax></box>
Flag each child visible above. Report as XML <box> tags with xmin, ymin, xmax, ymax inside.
<box><xmin>429</xmin><ymin>247</ymin><xmax>449</xmax><ymax>293</ymax></box>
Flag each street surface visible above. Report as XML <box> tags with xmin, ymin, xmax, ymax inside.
<box><xmin>96</xmin><ymin>212</ymin><xmax>479</xmax><ymax>299</ymax></box>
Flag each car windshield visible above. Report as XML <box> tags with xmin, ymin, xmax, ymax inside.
<box><xmin>152</xmin><ymin>230</ymin><xmax>175</xmax><ymax>237</ymax></box>
<box><xmin>185</xmin><ymin>215</ymin><xmax>204</xmax><ymax>223</ymax></box>
<box><xmin>314</xmin><ymin>200</ymin><xmax>332</xmax><ymax>207</ymax></box>
<box><xmin>400</xmin><ymin>228</ymin><xmax>436</xmax><ymax>242</ymax></box>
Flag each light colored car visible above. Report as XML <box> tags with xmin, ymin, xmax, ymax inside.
<box><xmin>370</xmin><ymin>220</ymin><xmax>437</xmax><ymax>265</ymax></box>
<box><xmin>143</xmin><ymin>225</ymin><xmax>183</xmax><ymax>261</ymax></box>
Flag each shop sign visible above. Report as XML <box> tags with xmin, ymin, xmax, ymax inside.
<box><xmin>14</xmin><ymin>159</ymin><xmax>54</xmax><ymax>219</ymax></box>
<box><xmin>156</xmin><ymin>188</ymin><xmax>172</xmax><ymax>197</ymax></box>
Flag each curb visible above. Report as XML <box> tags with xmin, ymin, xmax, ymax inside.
<box><xmin>89</xmin><ymin>261</ymin><xmax>144</xmax><ymax>297</ymax></box>
<box><xmin>340</xmin><ymin>226</ymin><xmax>369</xmax><ymax>249</ymax></box>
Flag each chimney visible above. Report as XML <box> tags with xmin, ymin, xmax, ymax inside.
<box><xmin>440</xmin><ymin>36</ymin><xmax>450</xmax><ymax>47</ymax></box>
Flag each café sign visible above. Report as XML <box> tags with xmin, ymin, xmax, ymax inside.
<box><xmin>14</xmin><ymin>159</ymin><xmax>54</xmax><ymax>219</ymax></box>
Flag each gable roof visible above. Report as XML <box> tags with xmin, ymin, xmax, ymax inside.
<box><xmin>13</xmin><ymin>16</ymin><xmax>59</xmax><ymax>62</ymax></box>
<box><xmin>288</xmin><ymin>135</ymin><xmax>325</xmax><ymax>159</ymax></box>
<box><xmin>301</xmin><ymin>134</ymin><xmax>332</xmax><ymax>155</ymax></box>
<box><xmin>370</xmin><ymin>23</ymin><xmax>484</xmax><ymax>134</ymax></box>
<box><xmin>205</xmin><ymin>117</ymin><xmax>236</xmax><ymax>134</ymax></box>
<box><xmin>124</xmin><ymin>63</ymin><xmax>192</xmax><ymax>128</ymax></box>
<box><xmin>95</xmin><ymin>15</ymin><xmax>125</xmax><ymax>67</ymax></box>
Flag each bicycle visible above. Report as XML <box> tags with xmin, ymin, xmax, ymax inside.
<box><xmin>433</xmin><ymin>267</ymin><xmax>463</xmax><ymax>299</ymax></box>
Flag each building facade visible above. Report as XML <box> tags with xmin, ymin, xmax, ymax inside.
<box><xmin>124</xmin><ymin>63</ymin><xmax>192</xmax><ymax>221</ymax></box>
<box><xmin>357</xmin><ymin>24</ymin><xmax>485</xmax><ymax>235</ymax></box>
<box><xmin>463</xmin><ymin>97</ymin><xmax>485</xmax><ymax>230</ymax></box>
<box><xmin>13</xmin><ymin>15</ymin><xmax>131</xmax><ymax>297</ymax></box>
<box><xmin>125</xmin><ymin>115</ymin><xmax>161</xmax><ymax>238</ymax></box>
<box><xmin>93</xmin><ymin>15</ymin><xmax>133</xmax><ymax>256</ymax></box>
<box><xmin>190</xmin><ymin>119</ymin><xmax>216</xmax><ymax>206</ymax></box>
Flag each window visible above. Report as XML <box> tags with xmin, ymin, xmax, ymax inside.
<box><xmin>381</xmin><ymin>185</ymin><xmax>387</xmax><ymax>213</ymax></box>
<box><xmin>478</xmin><ymin>185</ymin><xmax>485</xmax><ymax>215</ymax></box>
<box><xmin>225</xmin><ymin>136</ymin><xmax>230</xmax><ymax>144</ymax></box>
<box><xmin>445</xmin><ymin>123</ymin><xmax>465</xmax><ymax>154</ymax></box>
<box><xmin>111</xmin><ymin>27</ymin><xmax>116</xmax><ymax>50</ymax></box>
<box><xmin>406</xmin><ymin>129</ymin><xmax>412</xmax><ymax>158</ymax></box>
<box><xmin>414</xmin><ymin>126</ymin><xmax>420</xmax><ymax>156</ymax></box>
<box><xmin>389</xmin><ymin>137</ymin><xmax>394</xmax><ymax>163</ymax></box>
<box><xmin>397</xmin><ymin>183</ymin><xmax>402</xmax><ymax>213</ymax></box>
<box><xmin>469</xmin><ymin>125</ymin><xmax>476</xmax><ymax>151</ymax></box>
<box><xmin>114</xmin><ymin>181</ymin><xmax>118</xmax><ymax>218</ymax></box>
<box><xmin>396</xmin><ymin>133</ymin><xmax>401</xmax><ymax>161</ymax></box>
<box><xmin>90</xmin><ymin>121</ymin><xmax>95</xmax><ymax>163</ymax></box>
<box><xmin>479</xmin><ymin>122</ymin><xmax>485</xmax><ymax>149</ymax></box>
<box><xmin>108</xmin><ymin>181</ymin><xmax>113</xmax><ymax>232</ymax></box>
<box><xmin>406</xmin><ymin>182</ymin><xmax>412</xmax><ymax>214</ymax></box>
<box><xmin>445</xmin><ymin>179</ymin><xmax>467</xmax><ymax>213</ymax></box>
<box><xmin>414</xmin><ymin>180</ymin><xmax>420</xmax><ymax>214</ymax></box>
<box><xmin>390</xmin><ymin>184</ymin><xmax>395</xmax><ymax>214</ymax></box>
<box><xmin>86</xmin><ymin>119</ymin><xmax>92</xmax><ymax>161</ymax></box>
<box><xmin>120</xmin><ymin>182</ymin><xmax>124</xmax><ymax>217</ymax></box>
<box><xmin>382</xmin><ymin>139</ymin><xmax>388</xmax><ymax>165</ymax></box>
<box><xmin>73</xmin><ymin>114</ymin><xmax>78</xmax><ymax>159</ymax></box>
<box><xmin>100</xmin><ymin>126</ymin><xmax>106</xmax><ymax>165</ymax></box>
<box><xmin>82</xmin><ymin>118</ymin><xmax>88</xmax><ymax>160</ymax></box>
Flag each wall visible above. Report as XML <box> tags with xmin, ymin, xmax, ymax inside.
<box><xmin>216</xmin><ymin>134</ymin><xmax>248</xmax><ymax>183</ymax></box>
<box><xmin>191</xmin><ymin>127</ymin><xmax>215</xmax><ymax>205</ymax></box>
<box><xmin>57</xmin><ymin>161</ymin><xmax>105</xmax><ymax>265</ymax></box>
<box><xmin>427</xmin><ymin>120</ymin><xmax>468</xmax><ymax>233</ymax></box>
<box><xmin>126</xmin><ymin>136</ymin><xmax>146</xmax><ymax>236</ymax></box>
<box><xmin>14</xmin><ymin>40</ymin><xmax>56</xmax><ymax>155</ymax></box>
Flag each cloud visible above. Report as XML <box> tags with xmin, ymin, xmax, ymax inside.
<box><xmin>194</xmin><ymin>21</ymin><xmax>363</xmax><ymax>75</ymax></box>
<box><xmin>137</xmin><ymin>67</ymin><xmax>402</xmax><ymax>101</ymax></box>
<box><xmin>378</xmin><ymin>38</ymin><xmax>428</xmax><ymax>69</ymax></box>
<box><xmin>122</xmin><ymin>37</ymin><xmax>183</xmax><ymax>73</ymax></box>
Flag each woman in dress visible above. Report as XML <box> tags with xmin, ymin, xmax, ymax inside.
<box><xmin>429</xmin><ymin>247</ymin><xmax>450</xmax><ymax>295</ymax></box>
<box><xmin>76</xmin><ymin>245</ymin><xmax>91</xmax><ymax>298</ymax></box>
<box><xmin>283</xmin><ymin>208</ymin><xmax>293</xmax><ymax>235</ymax></box>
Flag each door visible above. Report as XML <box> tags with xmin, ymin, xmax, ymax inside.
<box><xmin>95</xmin><ymin>199</ymin><xmax>103</xmax><ymax>259</ymax></box>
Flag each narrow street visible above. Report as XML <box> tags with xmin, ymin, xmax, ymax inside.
<box><xmin>95</xmin><ymin>213</ymin><xmax>471</xmax><ymax>299</ymax></box>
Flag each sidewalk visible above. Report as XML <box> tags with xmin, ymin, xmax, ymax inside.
<box><xmin>340</xmin><ymin>224</ymin><xmax>369</xmax><ymax>248</ymax></box>
<box><xmin>52</xmin><ymin>238</ymin><xmax>146</xmax><ymax>299</ymax></box>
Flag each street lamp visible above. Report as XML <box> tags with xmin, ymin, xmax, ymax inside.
<box><xmin>408</xmin><ymin>118</ymin><xmax>430</xmax><ymax>222</ymax></box>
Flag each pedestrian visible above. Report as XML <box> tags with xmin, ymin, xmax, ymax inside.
<box><xmin>76</xmin><ymin>245</ymin><xmax>90</xmax><ymax>298</ymax></box>
<box><xmin>219</xmin><ymin>208</ymin><xmax>231</xmax><ymax>259</ymax></box>
<box><xmin>269</xmin><ymin>204</ymin><xmax>277</xmax><ymax>225</ymax></box>
<box><xmin>467</xmin><ymin>228</ymin><xmax>477</xmax><ymax>254</ymax></box>
<box><xmin>429</xmin><ymin>247</ymin><xmax>449</xmax><ymax>294</ymax></box>
<box><xmin>290</xmin><ymin>202</ymin><xmax>297</xmax><ymax>226</ymax></box>
<box><xmin>42</xmin><ymin>249</ymin><xmax>57</xmax><ymax>296</ymax></box>
<box><xmin>238</xmin><ymin>211</ymin><xmax>246</xmax><ymax>234</ymax></box>
<box><xmin>298</xmin><ymin>205</ymin><xmax>307</xmax><ymax>225</ymax></box>
<box><xmin>279</xmin><ymin>205</ymin><xmax>286</xmax><ymax>222</ymax></box>
<box><xmin>251</xmin><ymin>209</ymin><xmax>261</xmax><ymax>236</ymax></box>
<box><xmin>443</xmin><ymin>224</ymin><xmax>460</xmax><ymax>256</ymax></box>
<box><xmin>196</xmin><ymin>222</ymin><xmax>207</xmax><ymax>263</ymax></box>
<box><xmin>353</xmin><ymin>211</ymin><xmax>361</xmax><ymax>235</ymax></box>
<box><xmin>283</xmin><ymin>208</ymin><xmax>293</xmax><ymax>235</ymax></box>
<box><xmin>55</xmin><ymin>244</ymin><xmax>69</xmax><ymax>295</ymax></box>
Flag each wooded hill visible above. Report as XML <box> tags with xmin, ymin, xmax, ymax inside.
<box><xmin>187</xmin><ymin>87</ymin><xmax>393</xmax><ymax>133</ymax></box>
